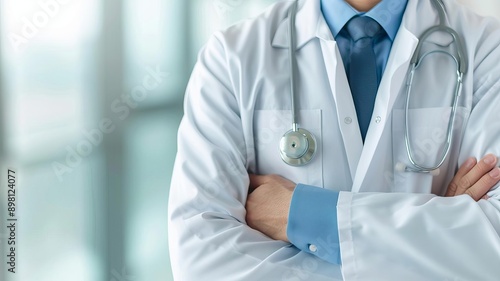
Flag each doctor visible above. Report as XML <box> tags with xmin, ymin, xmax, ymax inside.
<box><xmin>169</xmin><ymin>0</ymin><xmax>500</xmax><ymax>280</ymax></box>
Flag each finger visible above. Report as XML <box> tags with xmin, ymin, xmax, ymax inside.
<box><xmin>465</xmin><ymin>167</ymin><xmax>500</xmax><ymax>201</ymax></box>
<box><xmin>455</xmin><ymin>154</ymin><xmax>498</xmax><ymax>196</ymax></box>
<box><xmin>446</xmin><ymin>157</ymin><xmax>476</xmax><ymax>197</ymax></box>
<box><xmin>248</xmin><ymin>174</ymin><xmax>268</xmax><ymax>193</ymax></box>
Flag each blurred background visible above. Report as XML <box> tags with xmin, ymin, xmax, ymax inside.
<box><xmin>0</xmin><ymin>0</ymin><xmax>498</xmax><ymax>280</ymax></box>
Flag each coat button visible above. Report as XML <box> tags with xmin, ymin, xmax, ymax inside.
<box><xmin>375</xmin><ymin>116</ymin><xmax>382</xmax><ymax>124</ymax></box>
<box><xmin>344</xmin><ymin>117</ymin><xmax>352</xmax><ymax>124</ymax></box>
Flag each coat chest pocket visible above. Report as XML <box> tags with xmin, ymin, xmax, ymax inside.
<box><xmin>392</xmin><ymin>106</ymin><xmax>469</xmax><ymax>194</ymax></box>
<box><xmin>253</xmin><ymin>109</ymin><xmax>323</xmax><ymax>187</ymax></box>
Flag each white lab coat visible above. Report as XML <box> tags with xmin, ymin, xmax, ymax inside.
<box><xmin>168</xmin><ymin>0</ymin><xmax>500</xmax><ymax>280</ymax></box>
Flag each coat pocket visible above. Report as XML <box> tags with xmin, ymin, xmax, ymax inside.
<box><xmin>253</xmin><ymin>109</ymin><xmax>323</xmax><ymax>187</ymax></box>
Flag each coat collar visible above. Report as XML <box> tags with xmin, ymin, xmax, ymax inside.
<box><xmin>271</xmin><ymin>0</ymin><xmax>444</xmax><ymax>50</ymax></box>
<box><xmin>271</xmin><ymin>0</ymin><xmax>330</xmax><ymax>49</ymax></box>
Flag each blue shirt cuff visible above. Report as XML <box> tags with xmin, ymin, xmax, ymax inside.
<box><xmin>287</xmin><ymin>184</ymin><xmax>341</xmax><ymax>264</ymax></box>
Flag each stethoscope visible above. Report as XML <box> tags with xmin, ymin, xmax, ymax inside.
<box><xmin>280</xmin><ymin>0</ymin><xmax>467</xmax><ymax>176</ymax></box>
<box><xmin>279</xmin><ymin>0</ymin><xmax>317</xmax><ymax>166</ymax></box>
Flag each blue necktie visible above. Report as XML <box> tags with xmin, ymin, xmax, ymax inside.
<box><xmin>346</xmin><ymin>16</ymin><xmax>384</xmax><ymax>142</ymax></box>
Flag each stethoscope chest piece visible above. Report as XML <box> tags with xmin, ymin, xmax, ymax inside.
<box><xmin>280</xmin><ymin>128</ymin><xmax>317</xmax><ymax>166</ymax></box>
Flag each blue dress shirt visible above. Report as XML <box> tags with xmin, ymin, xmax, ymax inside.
<box><xmin>286</xmin><ymin>0</ymin><xmax>408</xmax><ymax>265</ymax></box>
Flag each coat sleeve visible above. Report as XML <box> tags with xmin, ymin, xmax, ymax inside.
<box><xmin>167</xmin><ymin>33</ymin><xmax>343</xmax><ymax>281</ymax></box>
<box><xmin>338</xmin><ymin>17</ymin><xmax>500</xmax><ymax>281</ymax></box>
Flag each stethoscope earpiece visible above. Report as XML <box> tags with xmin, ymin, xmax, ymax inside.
<box><xmin>280</xmin><ymin>128</ymin><xmax>317</xmax><ymax>166</ymax></box>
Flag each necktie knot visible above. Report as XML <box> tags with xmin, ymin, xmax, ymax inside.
<box><xmin>346</xmin><ymin>16</ymin><xmax>383</xmax><ymax>42</ymax></box>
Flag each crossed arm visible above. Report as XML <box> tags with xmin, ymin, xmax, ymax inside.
<box><xmin>170</xmin><ymin>18</ymin><xmax>500</xmax><ymax>278</ymax></box>
<box><xmin>246</xmin><ymin>154</ymin><xmax>500</xmax><ymax>243</ymax></box>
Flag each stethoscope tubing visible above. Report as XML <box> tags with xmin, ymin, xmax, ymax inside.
<box><xmin>402</xmin><ymin>0</ymin><xmax>467</xmax><ymax>174</ymax></box>
<box><xmin>280</xmin><ymin>0</ymin><xmax>467</xmax><ymax>174</ymax></box>
<box><xmin>280</xmin><ymin>0</ymin><xmax>317</xmax><ymax>167</ymax></box>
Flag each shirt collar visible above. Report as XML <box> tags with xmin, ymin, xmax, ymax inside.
<box><xmin>321</xmin><ymin>0</ymin><xmax>408</xmax><ymax>40</ymax></box>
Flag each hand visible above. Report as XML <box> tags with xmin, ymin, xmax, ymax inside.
<box><xmin>245</xmin><ymin>174</ymin><xmax>296</xmax><ymax>242</ymax></box>
<box><xmin>446</xmin><ymin>154</ymin><xmax>500</xmax><ymax>201</ymax></box>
